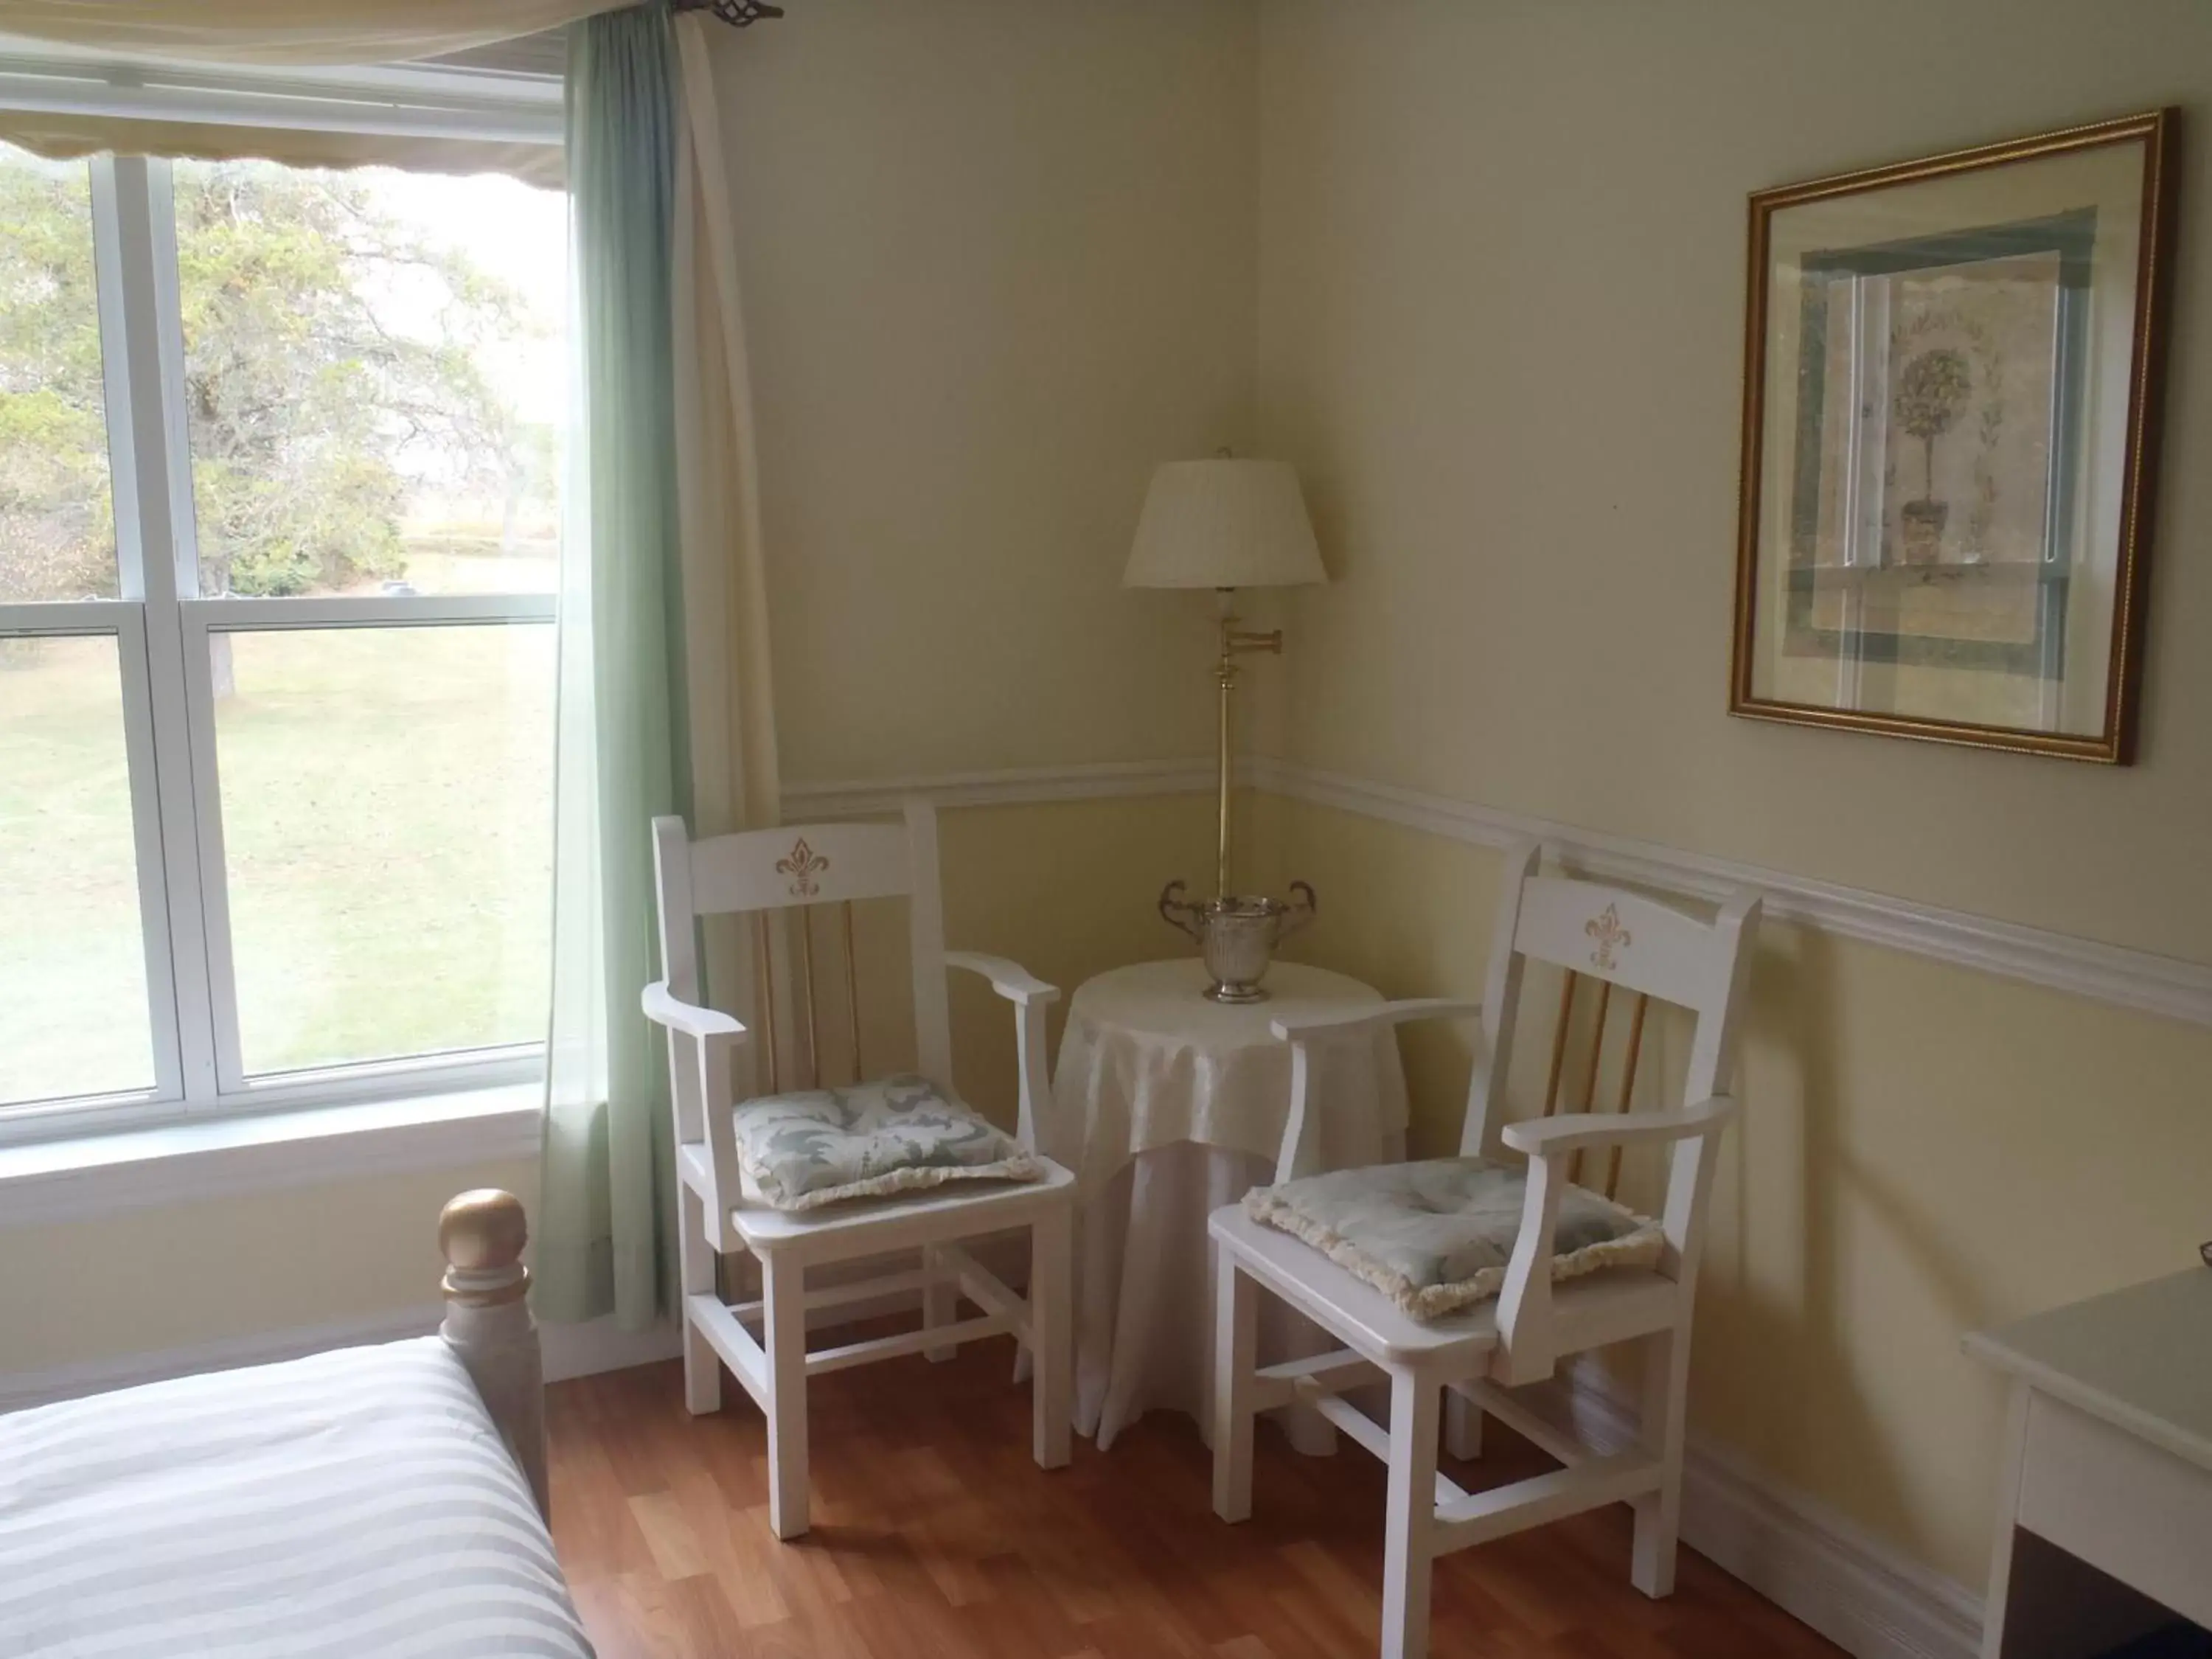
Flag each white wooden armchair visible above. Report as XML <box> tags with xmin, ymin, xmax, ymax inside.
<box><xmin>1208</xmin><ymin>841</ymin><xmax>1761</xmax><ymax>1659</ymax></box>
<box><xmin>644</xmin><ymin>800</ymin><xmax>1075</xmax><ymax>1541</ymax></box>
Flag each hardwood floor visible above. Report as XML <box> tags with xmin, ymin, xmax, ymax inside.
<box><xmin>546</xmin><ymin>1335</ymin><xmax>1843</xmax><ymax>1658</ymax></box>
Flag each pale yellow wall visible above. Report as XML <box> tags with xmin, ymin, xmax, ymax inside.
<box><xmin>1251</xmin><ymin>0</ymin><xmax>2212</xmax><ymax>1587</ymax></box>
<box><xmin>708</xmin><ymin>0</ymin><xmax>1260</xmax><ymax>782</ymax></box>
<box><xmin>0</xmin><ymin>1158</ymin><xmax>538</xmax><ymax>1374</ymax></box>
<box><xmin>1255</xmin><ymin>0</ymin><xmax>2212</xmax><ymax>960</ymax></box>
<box><xmin>1253</xmin><ymin>796</ymin><xmax>2212</xmax><ymax>1587</ymax></box>
<box><xmin>692</xmin><ymin>0</ymin><xmax>1261</xmax><ymax>1106</ymax></box>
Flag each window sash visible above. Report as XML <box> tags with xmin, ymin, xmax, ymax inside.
<box><xmin>0</xmin><ymin>151</ymin><xmax>554</xmax><ymax>1139</ymax></box>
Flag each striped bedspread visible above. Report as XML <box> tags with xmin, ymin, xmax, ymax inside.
<box><xmin>0</xmin><ymin>1338</ymin><xmax>592</xmax><ymax>1658</ymax></box>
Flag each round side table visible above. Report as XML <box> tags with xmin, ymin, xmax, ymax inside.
<box><xmin>1046</xmin><ymin>958</ymin><xmax>1408</xmax><ymax>1450</ymax></box>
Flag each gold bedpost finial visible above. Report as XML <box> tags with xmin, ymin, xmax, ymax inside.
<box><xmin>439</xmin><ymin>1189</ymin><xmax>530</xmax><ymax>1307</ymax></box>
<box><xmin>437</xmin><ymin>1188</ymin><xmax>547</xmax><ymax>1517</ymax></box>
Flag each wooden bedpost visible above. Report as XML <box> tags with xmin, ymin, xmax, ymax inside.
<box><xmin>439</xmin><ymin>1189</ymin><xmax>548</xmax><ymax>1517</ymax></box>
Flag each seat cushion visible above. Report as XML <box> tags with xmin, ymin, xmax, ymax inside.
<box><xmin>733</xmin><ymin>1074</ymin><xmax>1040</xmax><ymax>1211</ymax></box>
<box><xmin>1243</xmin><ymin>1156</ymin><xmax>1663</xmax><ymax>1321</ymax></box>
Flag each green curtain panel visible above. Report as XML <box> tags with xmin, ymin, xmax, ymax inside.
<box><xmin>536</xmin><ymin>0</ymin><xmax>694</xmax><ymax>1329</ymax></box>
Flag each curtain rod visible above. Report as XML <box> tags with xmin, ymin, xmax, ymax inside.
<box><xmin>669</xmin><ymin>0</ymin><xmax>786</xmax><ymax>24</ymax></box>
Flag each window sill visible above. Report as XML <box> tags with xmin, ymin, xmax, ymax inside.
<box><xmin>0</xmin><ymin>1085</ymin><xmax>543</xmax><ymax>1230</ymax></box>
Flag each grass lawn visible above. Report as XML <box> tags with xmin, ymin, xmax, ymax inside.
<box><xmin>0</xmin><ymin>635</ymin><xmax>151</xmax><ymax>1102</ymax></box>
<box><xmin>0</xmin><ymin>557</ymin><xmax>554</xmax><ymax>1107</ymax></box>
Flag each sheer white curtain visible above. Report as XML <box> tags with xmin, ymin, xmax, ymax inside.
<box><xmin>672</xmin><ymin>7</ymin><xmax>779</xmax><ymax>940</ymax></box>
<box><xmin>536</xmin><ymin>6</ymin><xmax>778</xmax><ymax>1329</ymax></box>
<box><xmin>672</xmin><ymin>7</ymin><xmax>779</xmax><ymax>1113</ymax></box>
<box><xmin>0</xmin><ymin>1</ymin><xmax>627</xmax><ymax>65</ymax></box>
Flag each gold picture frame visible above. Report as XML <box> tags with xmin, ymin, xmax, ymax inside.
<box><xmin>1730</xmin><ymin>110</ymin><xmax>2177</xmax><ymax>762</ymax></box>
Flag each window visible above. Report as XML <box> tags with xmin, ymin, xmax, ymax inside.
<box><xmin>0</xmin><ymin>143</ymin><xmax>566</xmax><ymax>1128</ymax></box>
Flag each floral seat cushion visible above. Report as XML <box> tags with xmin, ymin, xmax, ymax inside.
<box><xmin>732</xmin><ymin>1074</ymin><xmax>1041</xmax><ymax>1211</ymax></box>
<box><xmin>1244</xmin><ymin>1156</ymin><xmax>1663</xmax><ymax>1322</ymax></box>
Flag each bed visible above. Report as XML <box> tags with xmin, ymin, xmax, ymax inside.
<box><xmin>0</xmin><ymin>1191</ymin><xmax>591</xmax><ymax>1659</ymax></box>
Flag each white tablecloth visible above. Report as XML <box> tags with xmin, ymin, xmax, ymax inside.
<box><xmin>1046</xmin><ymin>959</ymin><xmax>1408</xmax><ymax>1449</ymax></box>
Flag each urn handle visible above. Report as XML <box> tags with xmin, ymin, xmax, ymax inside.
<box><xmin>1279</xmin><ymin>880</ymin><xmax>1318</xmax><ymax>941</ymax></box>
<box><xmin>1158</xmin><ymin>879</ymin><xmax>1206</xmax><ymax>942</ymax></box>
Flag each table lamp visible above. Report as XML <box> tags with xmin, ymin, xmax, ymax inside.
<box><xmin>1124</xmin><ymin>456</ymin><xmax>1325</xmax><ymax>1002</ymax></box>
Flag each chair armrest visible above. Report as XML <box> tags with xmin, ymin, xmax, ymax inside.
<box><xmin>1268</xmin><ymin>997</ymin><xmax>1481</xmax><ymax>1042</ymax></box>
<box><xmin>644</xmin><ymin>983</ymin><xmax>746</xmax><ymax>1239</ymax></box>
<box><xmin>1265</xmin><ymin>999</ymin><xmax>1480</xmax><ymax>1183</ymax></box>
<box><xmin>944</xmin><ymin>952</ymin><xmax>1057</xmax><ymax>1152</ymax></box>
<box><xmin>641</xmin><ymin>981</ymin><xmax>748</xmax><ymax>1044</ymax></box>
<box><xmin>1501</xmin><ymin>1096</ymin><xmax>1736</xmax><ymax>1158</ymax></box>
<box><xmin>1492</xmin><ymin>1096</ymin><xmax>1737</xmax><ymax>1387</ymax></box>
<box><xmin>945</xmin><ymin>951</ymin><xmax>1061</xmax><ymax>1007</ymax></box>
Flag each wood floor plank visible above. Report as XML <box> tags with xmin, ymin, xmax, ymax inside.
<box><xmin>629</xmin><ymin>1490</ymin><xmax>710</xmax><ymax>1582</ymax></box>
<box><xmin>547</xmin><ymin>1332</ymin><xmax>1846</xmax><ymax>1659</ymax></box>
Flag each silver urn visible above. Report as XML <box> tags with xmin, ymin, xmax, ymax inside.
<box><xmin>1158</xmin><ymin>880</ymin><xmax>1317</xmax><ymax>1004</ymax></box>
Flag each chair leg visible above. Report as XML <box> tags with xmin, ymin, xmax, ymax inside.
<box><xmin>1382</xmin><ymin>1369</ymin><xmax>1441</xmax><ymax>1659</ymax></box>
<box><xmin>1630</xmin><ymin>1326</ymin><xmax>1691</xmax><ymax>1597</ymax></box>
<box><xmin>678</xmin><ymin>1184</ymin><xmax>721</xmax><ymax>1416</ymax></box>
<box><xmin>1444</xmin><ymin>1387</ymin><xmax>1483</xmax><ymax>1461</ymax></box>
<box><xmin>922</xmin><ymin>1242</ymin><xmax>958</xmax><ymax>1363</ymax></box>
<box><xmin>1211</xmin><ymin>1248</ymin><xmax>1259</xmax><ymax>1523</ymax></box>
<box><xmin>1029</xmin><ymin>1205</ymin><xmax>1073</xmax><ymax>1470</ymax></box>
<box><xmin>761</xmin><ymin>1250</ymin><xmax>810</xmax><ymax>1541</ymax></box>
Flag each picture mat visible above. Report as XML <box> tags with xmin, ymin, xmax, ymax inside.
<box><xmin>1746</xmin><ymin>141</ymin><xmax>2146</xmax><ymax>738</ymax></box>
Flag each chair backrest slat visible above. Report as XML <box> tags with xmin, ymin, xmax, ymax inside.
<box><xmin>1600</xmin><ymin>991</ymin><xmax>1651</xmax><ymax>1199</ymax></box>
<box><xmin>796</xmin><ymin>903</ymin><xmax>822</xmax><ymax>1089</ymax></box>
<box><xmin>1575</xmin><ymin>979</ymin><xmax>1613</xmax><ymax>1115</ymax></box>
<box><xmin>841</xmin><ymin>901</ymin><xmax>863</xmax><ymax>1080</ymax></box>
<box><xmin>1539</xmin><ymin>970</ymin><xmax>1578</xmax><ymax>1119</ymax></box>
<box><xmin>751</xmin><ymin>911</ymin><xmax>783</xmax><ymax>1094</ymax></box>
<box><xmin>903</xmin><ymin>799</ymin><xmax>954</xmax><ymax>1085</ymax></box>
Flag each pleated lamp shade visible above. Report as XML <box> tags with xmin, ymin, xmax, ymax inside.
<box><xmin>1123</xmin><ymin>459</ymin><xmax>1325</xmax><ymax>590</ymax></box>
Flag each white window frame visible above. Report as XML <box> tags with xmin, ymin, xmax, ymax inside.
<box><xmin>0</xmin><ymin>66</ymin><xmax>564</xmax><ymax>1144</ymax></box>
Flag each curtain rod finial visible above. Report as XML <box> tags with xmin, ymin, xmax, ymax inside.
<box><xmin>671</xmin><ymin>0</ymin><xmax>787</xmax><ymax>24</ymax></box>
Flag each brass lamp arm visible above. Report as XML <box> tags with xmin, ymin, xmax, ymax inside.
<box><xmin>1211</xmin><ymin>611</ymin><xmax>1289</xmax><ymax>897</ymax></box>
<box><xmin>1223</xmin><ymin>627</ymin><xmax>1283</xmax><ymax>656</ymax></box>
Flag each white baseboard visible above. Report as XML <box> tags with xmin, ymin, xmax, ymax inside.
<box><xmin>539</xmin><ymin>1314</ymin><xmax>685</xmax><ymax>1382</ymax></box>
<box><xmin>1</xmin><ymin>1305</ymin><xmax>686</xmax><ymax>1413</ymax></box>
<box><xmin>1550</xmin><ymin>1359</ymin><xmax>1983</xmax><ymax>1659</ymax></box>
<box><xmin>1</xmin><ymin>1238</ymin><xmax>1034</xmax><ymax>1414</ymax></box>
<box><xmin>0</xmin><ymin>1304</ymin><xmax>446</xmax><ymax>1413</ymax></box>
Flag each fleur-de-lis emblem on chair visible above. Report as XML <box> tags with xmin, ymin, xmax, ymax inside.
<box><xmin>1585</xmin><ymin>903</ymin><xmax>1632</xmax><ymax>971</ymax></box>
<box><xmin>776</xmin><ymin>836</ymin><xmax>830</xmax><ymax>899</ymax></box>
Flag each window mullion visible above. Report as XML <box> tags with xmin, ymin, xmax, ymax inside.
<box><xmin>85</xmin><ymin>157</ymin><xmax>180</xmax><ymax>1105</ymax></box>
<box><xmin>97</xmin><ymin>156</ymin><xmax>227</xmax><ymax>1107</ymax></box>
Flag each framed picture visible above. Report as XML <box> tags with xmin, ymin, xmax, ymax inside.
<box><xmin>1731</xmin><ymin>110</ymin><xmax>2177</xmax><ymax>762</ymax></box>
